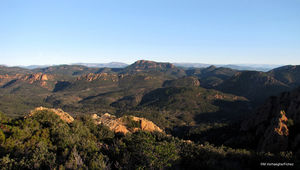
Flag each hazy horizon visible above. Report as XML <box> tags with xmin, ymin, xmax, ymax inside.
<box><xmin>1</xmin><ymin>60</ymin><xmax>285</xmax><ymax>67</ymax></box>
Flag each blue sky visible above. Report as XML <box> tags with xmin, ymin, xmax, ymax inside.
<box><xmin>0</xmin><ymin>0</ymin><xmax>299</xmax><ymax>66</ymax></box>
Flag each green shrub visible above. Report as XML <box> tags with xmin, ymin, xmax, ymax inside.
<box><xmin>0</xmin><ymin>129</ymin><xmax>5</xmax><ymax>144</ymax></box>
<box><xmin>122</xmin><ymin>116</ymin><xmax>140</xmax><ymax>129</ymax></box>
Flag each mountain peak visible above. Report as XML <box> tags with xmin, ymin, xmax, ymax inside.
<box><xmin>134</xmin><ymin>60</ymin><xmax>155</xmax><ymax>64</ymax></box>
<box><xmin>207</xmin><ymin>65</ymin><xmax>217</xmax><ymax>69</ymax></box>
<box><xmin>129</xmin><ymin>60</ymin><xmax>176</xmax><ymax>70</ymax></box>
<box><xmin>204</xmin><ymin>65</ymin><xmax>217</xmax><ymax>71</ymax></box>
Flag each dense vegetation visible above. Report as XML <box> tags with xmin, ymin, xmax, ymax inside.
<box><xmin>0</xmin><ymin>111</ymin><xmax>296</xmax><ymax>170</ymax></box>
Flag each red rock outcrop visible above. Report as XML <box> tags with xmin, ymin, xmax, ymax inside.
<box><xmin>274</xmin><ymin>110</ymin><xmax>289</xmax><ymax>136</ymax></box>
<box><xmin>25</xmin><ymin>107</ymin><xmax>74</xmax><ymax>123</ymax></box>
<box><xmin>0</xmin><ymin>74</ymin><xmax>23</xmax><ymax>86</ymax></box>
<box><xmin>21</xmin><ymin>73</ymin><xmax>53</xmax><ymax>84</ymax></box>
<box><xmin>92</xmin><ymin>113</ymin><xmax>163</xmax><ymax>134</ymax></box>
<box><xmin>0</xmin><ymin>73</ymin><xmax>54</xmax><ymax>88</ymax></box>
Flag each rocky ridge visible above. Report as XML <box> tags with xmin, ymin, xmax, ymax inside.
<box><xmin>0</xmin><ymin>74</ymin><xmax>23</xmax><ymax>86</ymax></box>
<box><xmin>20</xmin><ymin>73</ymin><xmax>54</xmax><ymax>87</ymax></box>
<box><xmin>25</xmin><ymin>107</ymin><xmax>163</xmax><ymax>134</ymax></box>
<box><xmin>0</xmin><ymin>73</ymin><xmax>54</xmax><ymax>88</ymax></box>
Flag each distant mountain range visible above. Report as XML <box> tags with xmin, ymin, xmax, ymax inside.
<box><xmin>17</xmin><ymin>62</ymin><xmax>129</xmax><ymax>69</ymax></box>
<box><xmin>11</xmin><ymin>62</ymin><xmax>282</xmax><ymax>71</ymax></box>
<box><xmin>73</xmin><ymin>62</ymin><xmax>129</xmax><ymax>68</ymax></box>
<box><xmin>173</xmin><ymin>63</ymin><xmax>282</xmax><ymax>71</ymax></box>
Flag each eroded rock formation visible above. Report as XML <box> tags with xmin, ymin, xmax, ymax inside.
<box><xmin>92</xmin><ymin>113</ymin><xmax>163</xmax><ymax>134</ymax></box>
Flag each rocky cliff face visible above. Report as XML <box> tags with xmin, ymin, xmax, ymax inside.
<box><xmin>0</xmin><ymin>74</ymin><xmax>23</xmax><ymax>79</ymax></box>
<box><xmin>0</xmin><ymin>73</ymin><xmax>54</xmax><ymax>88</ymax></box>
<box><xmin>241</xmin><ymin>87</ymin><xmax>300</xmax><ymax>153</ymax></box>
<box><xmin>21</xmin><ymin>73</ymin><xmax>53</xmax><ymax>83</ymax></box>
<box><xmin>0</xmin><ymin>74</ymin><xmax>23</xmax><ymax>86</ymax></box>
